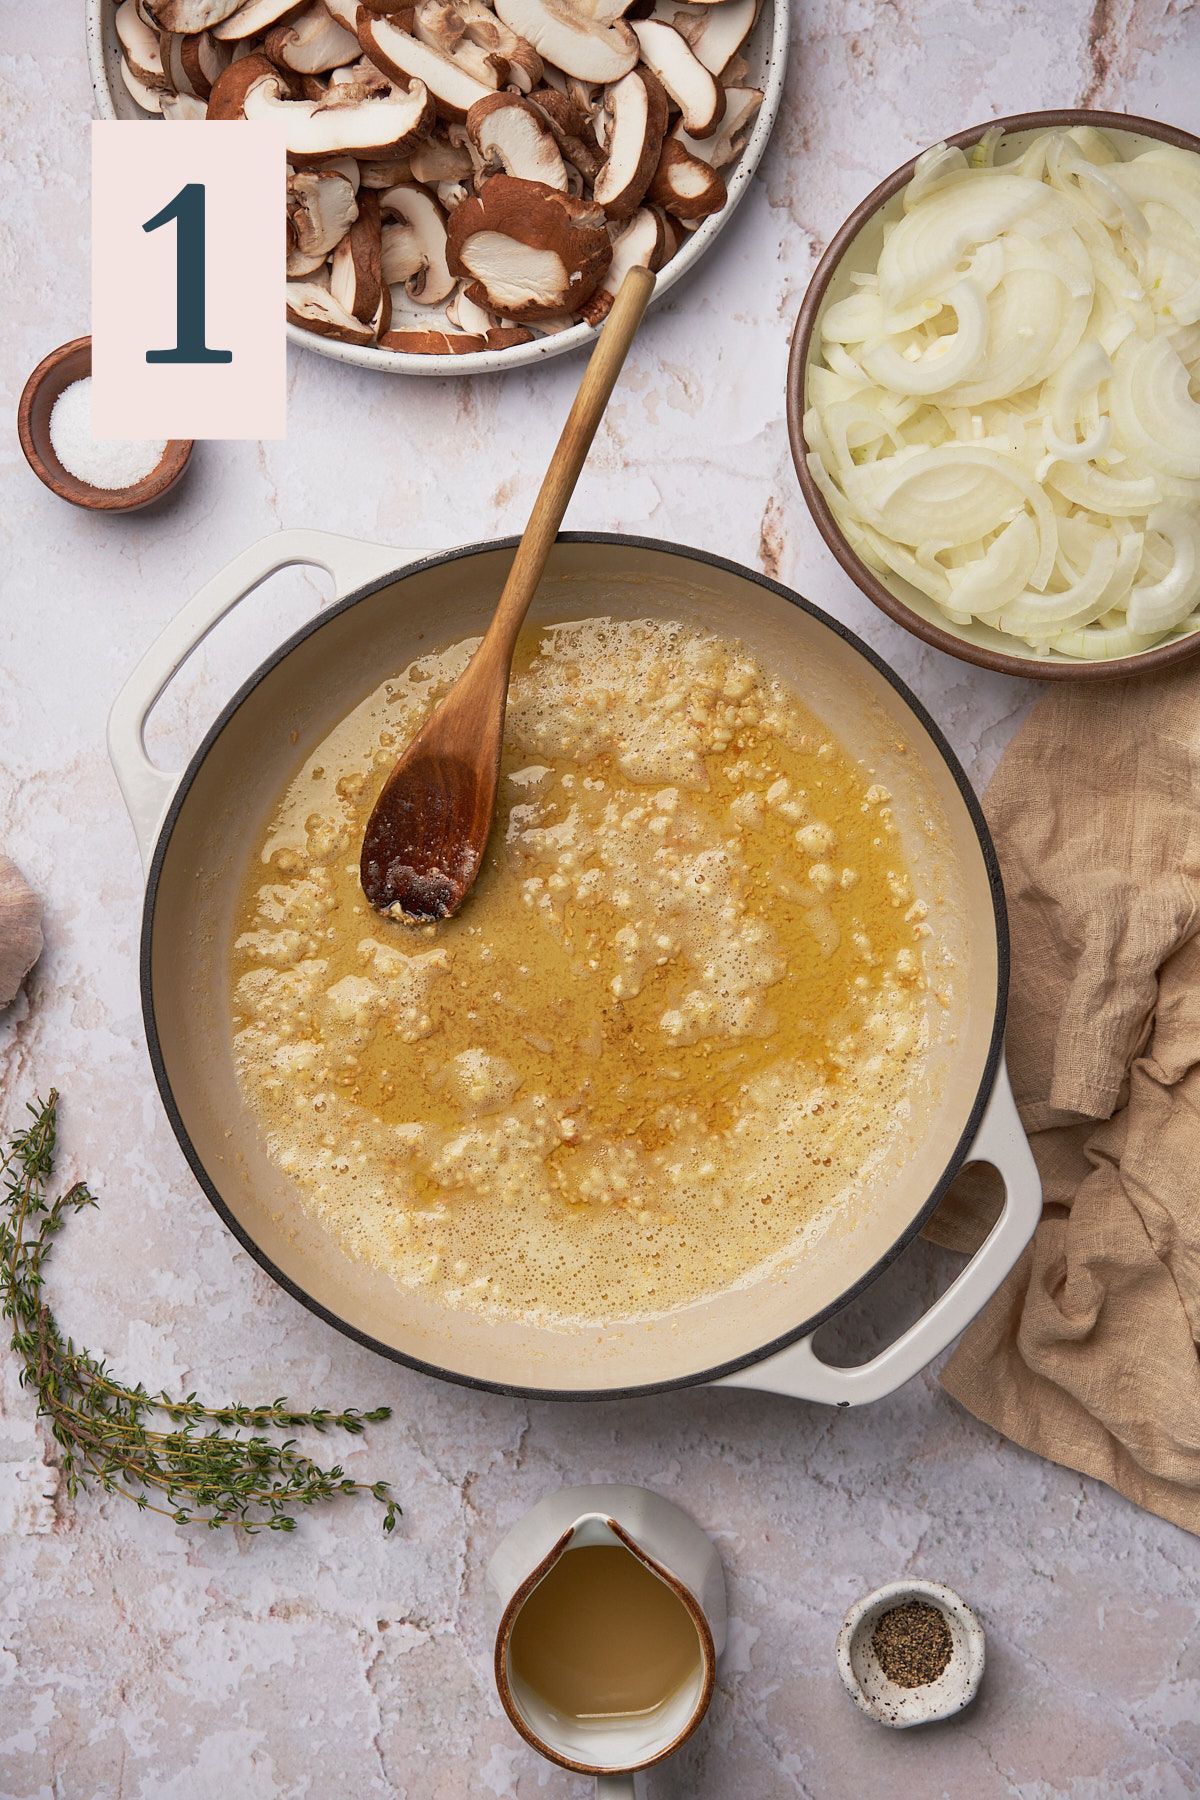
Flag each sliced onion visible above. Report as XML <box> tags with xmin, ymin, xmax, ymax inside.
<box><xmin>1110</xmin><ymin>333</ymin><xmax>1200</xmax><ymax>479</ymax></box>
<box><xmin>876</xmin><ymin>176</ymin><xmax>1047</xmax><ymax>310</ymax></box>
<box><xmin>1049</xmin><ymin>621</ymin><xmax>1165</xmax><ymax>658</ymax></box>
<box><xmin>1125</xmin><ymin>504</ymin><xmax>1200</xmax><ymax>633</ymax></box>
<box><xmin>987</xmin><ymin>534</ymin><xmax>1119</xmax><ymax>637</ymax></box>
<box><xmin>844</xmin><ymin>444</ymin><xmax>1049</xmax><ymax>552</ymax></box>
<box><xmin>1040</xmin><ymin>340</ymin><xmax>1113</xmax><ymax>465</ymax></box>
<box><xmin>1048</xmin><ymin>459</ymin><xmax>1161</xmax><ymax>515</ymax></box>
<box><xmin>860</xmin><ymin>280</ymin><xmax>988</xmax><ymax>395</ymax></box>
<box><xmin>806</xmin><ymin>127</ymin><xmax>1200</xmax><ymax>659</ymax></box>
<box><xmin>944</xmin><ymin>513</ymin><xmax>1039</xmax><ymax>613</ymax></box>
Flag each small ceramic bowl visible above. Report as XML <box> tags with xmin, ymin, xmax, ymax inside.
<box><xmin>18</xmin><ymin>336</ymin><xmax>192</xmax><ymax>514</ymax></box>
<box><xmin>836</xmin><ymin>1579</ymin><xmax>984</xmax><ymax>1729</ymax></box>
<box><xmin>787</xmin><ymin>108</ymin><xmax>1200</xmax><ymax>682</ymax></box>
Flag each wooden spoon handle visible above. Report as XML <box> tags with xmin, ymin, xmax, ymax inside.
<box><xmin>485</xmin><ymin>265</ymin><xmax>656</xmax><ymax>656</ymax></box>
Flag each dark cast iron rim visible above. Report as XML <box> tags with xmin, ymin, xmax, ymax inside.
<box><xmin>140</xmin><ymin>532</ymin><xmax>1010</xmax><ymax>1401</ymax></box>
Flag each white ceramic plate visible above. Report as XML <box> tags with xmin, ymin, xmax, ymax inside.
<box><xmin>87</xmin><ymin>0</ymin><xmax>789</xmax><ymax>378</ymax></box>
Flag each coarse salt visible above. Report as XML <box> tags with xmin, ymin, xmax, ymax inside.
<box><xmin>48</xmin><ymin>378</ymin><xmax>166</xmax><ymax>491</ymax></box>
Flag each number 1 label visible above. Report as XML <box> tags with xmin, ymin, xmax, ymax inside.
<box><xmin>91</xmin><ymin>120</ymin><xmax>286</xmax><ymax>441</ymax></box>
<box><xmin>143</xmin><ymin>183</ymin><xmax>233</xmax><ymax>366</ymax></box>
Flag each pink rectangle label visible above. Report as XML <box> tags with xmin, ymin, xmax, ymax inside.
<box><xmin>91</xmin><ymin>119</ymin><xmax>287</xmax><ymax>441</ymax></box>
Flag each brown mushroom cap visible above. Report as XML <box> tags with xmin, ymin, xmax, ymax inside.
<box><xmin>467</xmin><ymin>91</ymin><xmax>569</xmax><ymax>191</ymax></box>
<box><xmin>446</xmin><ymin>172</ymin><xmax>611</xmax><ymax>318</ymax></box>
<box><xmin>380</xmin><ymin>323</ymin><xmax>535</xmax><ymax>350</ymax></box>
<box><xmin>632</xmin><ymin>17</ymin><xmax>724</xmax><ymax>137</ymax></box>
<box><xmin>493</xmin><ymin>0</ymin><xmax>638</xmax><ymax>83</ymax></box>
<box><xmin>648</xmin><ymin>135</ymin><xmax>726</xmax><ymax>219</ymax></box>
<box><xmin>592</xmin><ymin>65</ymin><xmax>667</xmax><ymax>219</ymax></box>
<box><xmin>174</xmin><ymin>28</ymin><xmax>231</xmax><ymax>97</ymax></box>
<box><xmin>330</xmin><ymin>188</ymin><xmax>386</xmax><ymax>322</ymax></box>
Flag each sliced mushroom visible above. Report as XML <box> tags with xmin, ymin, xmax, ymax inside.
<box><xmin>493</xmin><ymin>0</ymin><xmax>637</xmax><ymax>83</ymax></box>
<box><xmin>116</xmin><ymin>0</ymin><xmax>170</xmax><ymax>87</ymax></box>
<box><xmin>330</xmin><ymin>188</ymin><xmax>387</xmax><ymax>325</ymax></box>
<box><xmin>592</xmin><ymin>65</ymin><xmax>666</xmax><ymax>218</ymax></box>
<box><xmin>120</xmin><ymin>56</ymin><xmax>165</xmax><ymax>110</ymax></box>
<box><xmin>169</xmin><ymin>28</ymin><xmax>232</xmax><ymax>96</ymax></box>
<box><xmin>289</xmin><ymin>166</ymin><xmax>359</xmax><ymax>258</ymax></box>
<box><xmin>213</xmin><ymin>0</ymin><xmax>307</xmax><ymax>39</ymax></box>
<box><xmin>359</xmin><ymin>155</ymin><xmax>414</xmax><ymax>185</ymax></box>
<box><xmin>467</xmin><ymin>92</ymin><xmax>569</xmax><ymax>191</ymax></box>
<box><xmin>648</xmin><ymin>135</ymin><xmax>725</xmax><ymax>219</ymax></box>
<box><xmin>414</xmin><ymin>0</ymin><xmax>506</xmax><ymax>87</ymax></box>
<box><xmin>358</xmin><ymin>13</ymin><xmax>493</xmax><ymax>120</ymax></box>
<box><xmin>582</xmin><ymin>204</ymin><xmax>664</xmax><ymax>322</ymax></box>
<box><xmin>647</xmin><ymin>0</ymin><xmax>758</xmax><ymax>75</ymax></box>
<box><xmin>209</xmin><ymin>51</ymin><xmax>434</xmax><ymax>160</ymax></box>
<box><xmin>146</xmin><ymin>0</ymin><xmax>243</xmax><ymax>29</ymax></box>
<box><xmin>382</xmin><ymin>327</ymin><xmax>488</xmax><ymax>352</ymax></box>
<box><xmin>673</xmin><ymin>83</ymin><xmax>761</xmax><ymax>168</ymax></box>
<box><xmin>529</xmin><ymin>84</ymin><xmax>601</xmax><ymax>180</ymax></box>
<box><xmin>162</xmin><ymin>89</ymin><xmax>211</xmax><ymax>116</ymax></box>
<box><xmin>452</xmin><ymin>0</ymin><xmax>544</xmax><ymax>92</ymax></box>
<box><xmin>447</xmin><ymin>286</ymin><xmax>493</xmax><ymax>330</ymax></box>
<box><xmin>382</xmin><ymin>322</ymin><xmax>534</xmax><ymax>350</ymax></box>
<box><xmin>446</xmin><ymin>173</ymin><xmax>611</xmax><ymax>318</ymax></box>
<box><xmin>380</xmin><ymin>183</ymin><xmax>456</xmax><ymax>302</ymax></box>
<box><xmin>287</xmin><ymin>276</ymin><xmax>378</xmax><ymax>341</ymax></box>
<box><xmin>318</xmin><ymin>152</ymin><xmax>362</xmax><ymax>183</ymax></box>
<box><xmin>632</xmin><ymin>18</ymin><xmax>723</xmax><ymax>137</ymax></box>
<box><xmin>266</xmin><ymin>0</ymin><xmax>361</xmax><ymax>68</ymax></box>
<box><xmin>409</xmin><ymin>135</ymin><xmax>474</xmax><ymax>183</ymax></box>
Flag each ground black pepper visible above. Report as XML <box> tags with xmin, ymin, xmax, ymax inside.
<box><xmin>871</xmin><ymin>1600</ymin><xmax>952</xmax><ymax>1687</ymax></box>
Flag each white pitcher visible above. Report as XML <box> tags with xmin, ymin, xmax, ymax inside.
<box><xmin>487</xmin><ymin>1484</ymin><xmax>727</xmax><ymax>1795</ymax></box>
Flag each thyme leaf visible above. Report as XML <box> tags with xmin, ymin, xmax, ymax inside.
<box><xmin>1</xmin><ymin>1091</ymin><xmax>399</xmax><ymax>1536</ymax></box>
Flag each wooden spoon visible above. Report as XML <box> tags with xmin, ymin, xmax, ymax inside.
<box><xmin>360</xmin><ymin>264</ymin><xmax>655</xmax><ymax>922</ymax></box>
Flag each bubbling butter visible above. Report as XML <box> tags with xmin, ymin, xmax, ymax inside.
<box><xmin>230</xmin><ymin>618</ymin><xmax>933</xmax><ymax>1325</ymax></box>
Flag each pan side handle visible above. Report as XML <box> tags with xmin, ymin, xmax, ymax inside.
<box><xmin>715</xmin><ymin>1060</ymin><xmax>1041</xmax><ymax>1407</ymax></box>
<box><xmin>106</xmin><ymin>528</ymin><xmax>414</xmax><ymax>872</ymax></box>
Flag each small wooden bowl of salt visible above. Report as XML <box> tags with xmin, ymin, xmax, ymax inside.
<box><xmin>18</xmin><ymin>337</ymin><xmax>192</xmax><ymax>513</ymax></box>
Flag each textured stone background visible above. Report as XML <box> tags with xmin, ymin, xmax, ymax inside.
<box><xmin>3</xmin><ymin>2</ymin><xmax>1199</xmax><ymax>1794</ymax></box>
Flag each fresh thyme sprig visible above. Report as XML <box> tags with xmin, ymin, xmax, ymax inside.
<box><xmin>1</xmin><ymin>1092</ymin><xmax>398</xmax><ymax>1535</ymax></box>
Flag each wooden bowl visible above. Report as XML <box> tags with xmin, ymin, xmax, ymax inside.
<box><xmin>18</xmin><ymin>336</ymin><xmax>193</xmax><ymax>513</ymax></box>
<box><xmin>787</xmin><ymin>109</ymin><xmax>1200</xmax><ymax>682</ymax></box>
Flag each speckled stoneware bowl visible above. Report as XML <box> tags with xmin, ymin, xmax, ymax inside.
<box><xmin>86</xmin><ymin>0</ymin><xmax>789</xmax><ymax>379</ymax></box>
<box><xmin>837</xmin><ymin>1579</ymin><xmax>985</xmax><ymax>1728</ymax></box>
<box><xmin>788</xmin><ymin>108</ymin><xmax>1200</xmax><ymax>682</ymax></box>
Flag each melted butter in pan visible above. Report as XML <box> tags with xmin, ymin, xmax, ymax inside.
<box><xmin>231</xmin><ymin>619</ymin><xmax>932</xmax><ymax>1325</ymax></box>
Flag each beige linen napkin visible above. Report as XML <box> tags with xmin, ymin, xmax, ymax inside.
<box><xmin>925</xmin><ymin>662</ymin><xmax>1200</xmax><ymax>1534</ymax></box>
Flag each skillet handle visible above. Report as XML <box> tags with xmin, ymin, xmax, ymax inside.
<box><xmin>715</xmin><ymin>1060</ymin><xmax>1041</xmax><ymax>1406</ymax></box>
<box><xmin>107</xmin><ymin>527</ymin><xmax>412</xmax><ymax>872</ymax></box>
